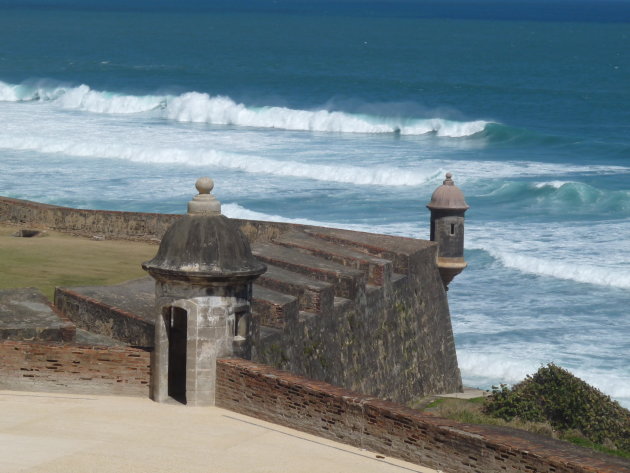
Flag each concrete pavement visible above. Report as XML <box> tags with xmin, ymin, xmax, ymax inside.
<box><xmin>0</xmin><ymin>390</ymin><xmax>439</xmax><ymax>473</ymax></box>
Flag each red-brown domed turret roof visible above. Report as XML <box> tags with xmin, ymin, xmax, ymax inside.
<box><xmin>427</xmin><ymin>173</ymin><xmax>469</xmax><ymax>210</ymax></box>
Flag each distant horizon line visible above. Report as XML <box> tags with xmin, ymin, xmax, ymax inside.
<box><xmin>2</xmin><ymin>0</ymin><xmax>630</xmax><ymax>24</ymax></box>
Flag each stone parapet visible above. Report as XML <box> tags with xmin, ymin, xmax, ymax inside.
<box><xmin>54</xmin><ymin>282</ymin><xmax>155</xmax><ymax>347</ymax></box>
<box><xmin>216</xmin><ymin>358</ymin><xmax>630</xmax><ymax>473</ymax></box>
<box><xmin>0</xmin><ymin>288</ymin><xmax>75</xmax><ymax>342</ymax></box>
<box><xmin>0</xmin><ymin>340</ymin><xmax>151</xmax><ymax>396</ymax></box>
<box><xmin>1</xmin><ymin>195</ymin><xmax>462</xmax><ymax>402</ymax></box>
<box><xmin>0</xmin><ymin>196</ymin><xmax>178</xmax><ymax>241</ymax></box>
<box><xmin>0</xmin><ymin>196</ymin><xmax>299</xmax><ymax>243</ymax></box>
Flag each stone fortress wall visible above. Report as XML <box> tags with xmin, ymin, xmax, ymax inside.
<box><xmin>216</xmin><ymin>358</ymin><xmax>629</xmax><ymax>473</ymax></box>
<box><xmin>0</xmin><ymin>195</ymin><xmax>461</xmax><ymax>403</ymax></box>
<box><xmin>1</xmin><ymin>195</ymin><xmax>627</xmax><ymax>473</ymax></box>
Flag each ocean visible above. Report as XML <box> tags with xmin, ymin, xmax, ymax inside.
<box><xmin>0</xmin><ymin>1</ymin><xmax>628</xmax><ymax>407</ymax></box>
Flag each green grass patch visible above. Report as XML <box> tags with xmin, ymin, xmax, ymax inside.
<box><xmin>0</xmin><ymin>225</ymin><xmax>157</xmax><ymax>300</ymax></box>
<box><xmin>425</xmin><ymin>398</ymin><xmax>446</xmax><ymax>409</ymax></box>
<box><xmin>564</xmin><ymin>435</ymin><xmax>630</xmax><ymax>459</ymax></box>
<box><xmin>466</xmin><ymin>396</ymin><xmax>486</xmax><ymax>405</ymax></box>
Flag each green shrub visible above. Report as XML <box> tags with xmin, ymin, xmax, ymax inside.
<box><xmin>483</xmin><ymin>363</ymin><xmax>630</xmax><ymax>452</ymax></box>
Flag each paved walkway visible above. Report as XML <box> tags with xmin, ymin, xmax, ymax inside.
<box><xmin>0</xmin><ymin>390</ymin><xmax>438</xmax><ymax>473</ymax></box>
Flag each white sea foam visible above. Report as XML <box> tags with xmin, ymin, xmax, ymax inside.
<box><xmin>458</xmin><ymin>351</ymin><xmax>541</xmax><ymax>386</ymax></box>
<box><xmin>233</xmin><ymin>204</ymin><xmax>630</xmax><ymax>289</ymax></box>
<box><xmin>533</xmin><ymin>180</ymin><xmax>572</xmax><ymax>189</ymax></box>
<box><xmin>0</xmin><ymin>80</ymin><xmax>68</xmax><ymax>102</ymax></box>
<box><xmin>467</xmin><ymin>221</ymin><xmax>630</xmax><ymax>289</ymax></box>
<box><xmin>222</xmin><ymin>203</ymin><xmax>334</xmax><ymax>227</ymax></box>
<box><xmin>487</xmin><ymin>251</ymin><xmax>630</xmax><ymax>289</ymax></box>
<box><xmin>2</xmin><ymin>128</ymin><xmax>628</xmax><ymax>192</ymax></box>
<box><xmin>0</xmin><ymin>135</ymin><xmax>443</xmax><ymax>187</ymax></box>
<box><xmin>56</xmin><ymin>84</ymin><xmax>165</xmax><ymax>114</ymax></box>
<box><xmin>165</xmin><ymin>91</ymin><xmax>489</xmax><ymax>137</ymax></box>
<box><xmin>0</xmin><ymin>80</ymin><xmax>489</xmax><ymax>137</ymax></box>
<box><xmin>223</xmin><ymin>203</ymin><xmax>421</xmax><ymax>237</ymax></box>
<box><xmin>0</xmin><ymin>81</ymin><xmax>19</xmax><ymax>101</ymax></box>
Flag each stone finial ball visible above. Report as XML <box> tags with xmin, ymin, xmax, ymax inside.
<box><xmin>195</xmin><ymin>177</ymin><xmax>214</xmax><ymax>194</ymax></box>
<box><xmin>445</xmin><ymin>172</ymin><xmax>453</xmax><ymax>179</ymax></box>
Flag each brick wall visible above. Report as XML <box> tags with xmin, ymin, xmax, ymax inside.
<box><xmin>216</xmin><ymin>358</ymin><xmax>630</xmax><ymax>473</ymax></box>
<box><xmin>0</xmin><ymin>340</ymin><xmax>151</xmax><ymax>396</ymax></box>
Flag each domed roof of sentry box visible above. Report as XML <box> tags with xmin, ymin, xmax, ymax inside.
<box><xmin>427</xmin><ymin>173</ymin><xmax>469</xmax><ymax>210</ymax></box>
<box><xmin>142</xmin><ymin>177</ymin><xmax>266</xmax><ymax>283</ymax></box>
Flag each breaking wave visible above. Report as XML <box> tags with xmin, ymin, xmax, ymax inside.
<box><xmin>485</xmin><ymin>250</ymin><xmax>630</xmax><ymax>289</ymax></box>
<box><xmin>466</xmin><ymin>220</ymin><xmax>630</xmax><ymax>289</ymax></box>
<box><xmin>0</xmin><ymin>80</ymin><xmax>489</xmax><ymax>137</ymax></box>
<box><xmin>0</xmin><ymin>135</ymin><xmax>441</xmax><ymax>187</ymax></box>
<box><xmin>164</xmin><ymin>91</ymin><xmax>489</xmax><ymax>137</ymax></box>
<box><xmin>481</xmin><ymin>180</ymin><xmax>630</xmax><ymax>215</ymax></box>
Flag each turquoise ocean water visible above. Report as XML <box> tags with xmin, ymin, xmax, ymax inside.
<box><xmin>0</xmin><ymin>1</ymin><xmax>628</xmax><ymax>406</ymax></box>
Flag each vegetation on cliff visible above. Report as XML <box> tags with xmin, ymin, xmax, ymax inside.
<box><xmin>424</xmin><ymin>364</ymin><xmax>630</xmax><ymax>459</ymax></box>
<box><xmin>483</xmin><ymin>363</ymin><xmax>630</xmax><ymax>454</ymax></box>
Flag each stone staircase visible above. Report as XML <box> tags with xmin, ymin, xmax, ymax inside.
<box><xmin>249</xmin><ymin>229</ymin><xmax>406</xmax><ymax>330</ymax></box>
<box><xmin>52</xmin><ymin>223</ymin><xmax>462</xmax><ymax>403</ymax></box>
<box><xmin>53</xmin><ymin>227</ymin><xmax>413</xmax><ymax>346</ymax></box>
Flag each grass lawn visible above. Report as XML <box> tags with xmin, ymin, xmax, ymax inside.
<box><xmin>0</xmin><ymin>225</ymin><xmax>157</xmax><ymax>300</ymax></box>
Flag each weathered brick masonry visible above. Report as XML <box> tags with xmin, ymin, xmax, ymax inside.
<box><xmin>0</xmin><ymin>340</ymin><xmax>150</xmax><ymax>396</ymax></box>
<box><xmin>216</xmin><ymin>358</ymin><xmax>630</xmax><ymax>473</ymax></box>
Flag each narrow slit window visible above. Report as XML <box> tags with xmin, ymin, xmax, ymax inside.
<box><xmin>450</xmin><ymin>223</ymin><xmax>455</xmax><ymax>235</ymax></box>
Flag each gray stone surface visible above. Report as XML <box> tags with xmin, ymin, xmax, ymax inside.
<box><xmin>54</xmin><ymin>278</ymin><xmax>154</xmax><ymax>346</ymax></box>
<box><xmin>51</xmin><ymin>223</ymin><xmax>462</xmax><ymax>403</ymax></box>
<box><xmin>251</xmin><ymin>229</ymin><xmax>462</xmax><ymax>403</ymax></box>
<box><xmin>1</xmin><ymin>194</ymin><xmax>463</xmax><ymax>404</ymax></box>
<box><xmin>60</xmin><ymin>278</ymin><xmax>155</xmax><ymax>322</ymax></box>
<box><xmin>0</xmin><ymin>288</ymin><xmax>75</xmax><ymax>341</ymax></box>
<box><xmin>74</xmin><ymin>328</ymin><xmax>127</xmax><ymax>347</ymax></box>
<box><xmin>144</xmin><ymin>179</ymin><xmax>264</xmax><ymax>406</ymax></box>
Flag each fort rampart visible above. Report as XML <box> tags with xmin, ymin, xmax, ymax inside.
<box><xmin>0</xmin><ymin>195</ymin><xmax>299</xmax><ymax>242</ymax></box>
<box><xmin>0</xmin><ymin>340</ymin><xmax>150</xmax><ymax>396</ymax></box>
<box><xmin>2</xmin><ymin>195</ymin><xmax>627</xmax><ymax>473</ymax></box>
<box><xmin>216</xmin><ymin>358</ymin><xmax>630</xmax><ymax>473</ymax></box>
<box><xmin>0</xmin><ymin>196</ymin><xmax>462</xmax><ymax>403</ymax></box>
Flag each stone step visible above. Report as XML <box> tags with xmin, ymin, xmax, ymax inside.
<box><xmin>273</xmin><ymin>232</ymin><xmax>393</xmax><ymax>286</ymax></box>
<box><xmin>252</xmin><ymin>285</ymin><xmax>299</xmax><ymax>329</ymax></box>
<box><xmin>256</xmin><ymin>264</ymin><xmax>334</xmax><ymax>315</ymax></box>
<box><xmin>0</xmin><ymin>287</ymin><xmax>76</xmax><ymax>343</ymax></box>
<box><xmin>54</xmin><ymin>278</ymin><xmax>155</xmax><ymax>347</ymax></box>
<box><xmin>252</xmin><ymin>242</ymin><xmax>366</xmax><ymax>300</ymax></box>
<box><xmin>303</xmin><ymin>227</ymin><xmax>433</xmax><ymax>275</ymax></box>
